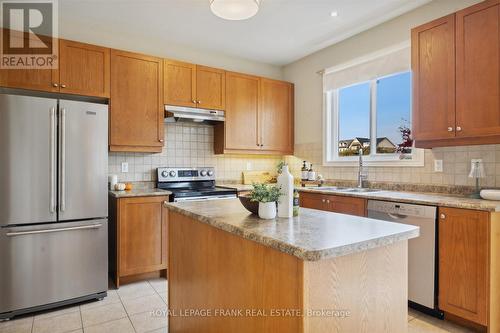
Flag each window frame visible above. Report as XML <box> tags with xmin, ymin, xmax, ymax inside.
<box><xmin>323</xmin><ymin>70</ymin><xmax>424</xmax><ymax>167</ymax></box>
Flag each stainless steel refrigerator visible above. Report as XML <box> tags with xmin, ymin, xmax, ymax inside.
<box><xmin>0</xmin><ymin>93</ymin><xmax>109</xmax><ymax>320</ymax></box>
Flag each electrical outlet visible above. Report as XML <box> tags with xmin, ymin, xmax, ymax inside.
<box><xmin>121</xmin><ymin>162</ymin><xmax>129</xmax><ymax>173</ymax></box>
<box><xmin>434</xmin><ymin>159</ymin><xmax>443</xmax><ymax>172</ymax></box>
<box><xmin>246</xmin><ymin>162</ymin><xmax>253</xmax><ymax>171</ymax></box>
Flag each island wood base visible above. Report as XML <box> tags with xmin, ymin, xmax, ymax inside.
<box><xmin>168</xmin><ymin>211</ymin><xmax>408</xmax><ymax>333</ymax></box>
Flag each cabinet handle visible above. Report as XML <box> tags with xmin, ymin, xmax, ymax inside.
<box><xmin>60</xmin><ymin>84</ymin><xmax>66</xmax><ymax>88</ymax></box>
<box><xmin>197</xmin><ymin>100</ymin><xmax>201</xmax><ymax>104</ymax></box>
<box><xmin>159</xmin><ymin>139</ymin><xmax>164</xmax><ymax>142</ymax></box>
<box><xmin>447</xmin><ymin>127</ymin><xmax>453</xmax><ymax>132</ymax></box>
<box><xmin>53</xmin><ymin>83</ymin><xmax>59</xmax><ymax>87</ymax></box>
<box><xmin>163</xmin><ymin>201</ymin><xmax>169</xmax><ymax>208</ymax></box>
<box><xmin>326</xmin><ymin>200</ymin><xmax>330</xmax><ymax>203</ymax></box>
<box><xmin>321</xmin><ymin>199</ymin><xmax>326</xmax><ymax>203</ymax></box>
<box><xmin>192</xmin><ymin>99</ymin><xmax>196</xmax><ymax>104</ymax></box>
<box><xmin>456</xmin><ymin>126</ymin><xmax>462</xmax><ymax>132</ymax></box>
<box><xmin>440</xmin><ymin>213</ymin><xmax>446</xmax><ymax>219</ymax></box>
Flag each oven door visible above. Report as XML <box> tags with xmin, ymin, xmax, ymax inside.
<box><xmin>173</xmin><ymin>194</ymin><xmax>237</xmax><ymax>202</ymax></box>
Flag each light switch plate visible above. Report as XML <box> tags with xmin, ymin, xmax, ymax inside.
<box><xmin>121</xmin><ymin>162</ymin><xmax>129</xmax><ymax>173</ymax></box>
<box><xmin>434</xmin><ymin>160</ymin><xmax>443</xmax><ymax>172</ymax></box>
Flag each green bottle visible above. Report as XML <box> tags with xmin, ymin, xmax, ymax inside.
<box><xmin>293</xmin><ymin>190</ymin><xmax>300</xmax><ymax>217</ymax></box>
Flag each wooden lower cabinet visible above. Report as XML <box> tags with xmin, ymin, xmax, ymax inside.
<box><xmin>438</xmin><ymin>207</ymin><xmax>489</xmax><ymax>327</ymax></box>
<box><xmin>299</xmin><ymin>192</ymin><xmax>366</xmax><ymax>217</ymax></box>
<box><xmin>438</xmin><ymin>207</ymin><xmax>500</xmax><ymax>332</ymax></box>
<box><xmin>109</xmin><ymin>195</ymin><xmax>169</xmax><ymax>287</ymax></box>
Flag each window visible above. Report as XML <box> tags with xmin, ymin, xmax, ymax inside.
<box><xmin>325</xmin><ymin>70</ymin><xmax>423</xmax><ymax>166</ymax></box>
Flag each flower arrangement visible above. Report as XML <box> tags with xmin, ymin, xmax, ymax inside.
<box><xmin>396</xmin><ymin>118</ymin><xmax>413</xmax><ymax>158</ymax></box>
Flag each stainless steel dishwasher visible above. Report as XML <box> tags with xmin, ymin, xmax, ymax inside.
<box><xmin>367</xmin><ymin>200</ymin><xmax>442</xmax><ymax>317</ymax></box>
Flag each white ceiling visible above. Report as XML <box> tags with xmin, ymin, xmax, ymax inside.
<box><xmin>59</xmin><ymin>0</ymin><xmax>430</xmax><ymax>66</ymax></box>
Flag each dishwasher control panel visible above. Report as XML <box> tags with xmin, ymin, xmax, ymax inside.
<box><xmin>367</xmin><ymin>200</ymin><xmax>437</xmax><ymax>219</ymax></box>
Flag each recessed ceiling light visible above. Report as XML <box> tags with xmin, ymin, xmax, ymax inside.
<box><xmin>210</xmin><ymin>0</ymin><xmax>260</xmax><ymax>21</ymax></box>
<box><xmin>330</xmin><ymin>11</ymin><xmax>338</xmax><ymax>17</ymax></box>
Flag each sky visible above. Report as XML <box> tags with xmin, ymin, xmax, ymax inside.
<box><xmin>338</xmin><ymin>71</ymin><xmax>411</xmax><ymax>146</ymax></box>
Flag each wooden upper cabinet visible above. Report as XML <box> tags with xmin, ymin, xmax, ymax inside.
<box><xmin>164</xmin><ymin>60</ymin><xmax>226</xmax><ymax>110</ymax></box>
<box><xmin>218</xmin><ymin>72</ymin><xmax>259</xmax><ymax>152</ymax></box>
<box><xmin>411</xmin><ymin>14</ymin><xmax>456</xmax><ymax>142</ymax></box>
<box><xmin>456</xmin><ymin>0</ymin><xmax>500</xmax><ymax>138</ymax></box>
<box><xmin>110</xmin><ymin>50</ymin><xmax>164</xmax><ymax>152</ymax></box>
<box><xmin>118</xmin><ymin>196</ymin><xmax>168</xmax><ymax>277</ymax></box>
<box><xmin>196</xmin><ymin>65</ymin><xmax>225</xmax><ymax>110</ymax></box>
<box><xmin>438</xmin><ymin>207</ymin><xmax>489</xmax><ymax>326</ymax></box>
<box><xmin>164</xmin><ymin>59</ymin><xmax>196</xmax><ymax>107</ymax></box>
<box><xmin>0</xmin><ymin>29</ymin><xmax>58</xmax><ymax>92</ymax></box>
<box><xmin>259</xmin><ymin>78</ymin><xmax>294</xmax><ymax>154</ymax></box>
<box><xmin>59</xmin><ymin>40</ymin><xmax>110</xmax><ymax>97</ymax></box>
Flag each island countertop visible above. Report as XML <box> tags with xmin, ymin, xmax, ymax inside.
<box><xmin>166</xmin><ymin>199</ymin><xmax>419</xmax><ymax>261</ymax></box>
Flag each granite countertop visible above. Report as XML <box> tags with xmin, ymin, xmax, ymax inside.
<box><xmin>166</xmin><ymin>199</ymin><xmax>419</xmax><ymax>261</ymax></box>
<box><xmin>218</xmin><ymin>183</ymin><xmax>500</xmax><ymax>212</ymax></box>
<box><xmin>109</xmin><ymin>188</ymin><xmax>172</xmax><ymax>198</ymax></box>
<box><xmin>298</xmin><ymin>187</ymin><xmax>500</xmax><ymax>212</ymax></box>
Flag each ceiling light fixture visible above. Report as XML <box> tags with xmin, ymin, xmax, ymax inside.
<box><xmin>330</xmin><ymin>11</ymin><xmax>338</xmax><ymax>17</ymax></box>
<box><xmin>210</xmin><ymin>0</ymin><xmax>260</xmax><ymax>21</ymax></box>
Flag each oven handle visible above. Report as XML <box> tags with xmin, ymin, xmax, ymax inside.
<box><xmin>173</xmin><ymin>195</ymin><xmax>237</xmax><ymax>202</ymax></box>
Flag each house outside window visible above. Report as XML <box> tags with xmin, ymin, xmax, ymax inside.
<box><xmin>322</xmin><ymin>43</ymin><xmax>424</xmax><ymax>167</ymax></box>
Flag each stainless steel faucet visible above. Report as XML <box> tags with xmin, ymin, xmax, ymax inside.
<box><xmin>357</xmin><ymin>148</ymin><xmax>367</xmax><ymax>188</ymax></box>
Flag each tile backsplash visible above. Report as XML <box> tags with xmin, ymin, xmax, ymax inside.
<box><xmin>109</xmin><ymin>123</ymin><xmax>500</xmax><ymax>189</ymax></box>
<box><xmin>287</xmin><ymin>142</ymin><xmax>500</xmax><ymax>188</ymax></box>
<box><xmin>108</xmin><ymin>122</ymin><xmax>282</xmax><ymax>183</ymax></box>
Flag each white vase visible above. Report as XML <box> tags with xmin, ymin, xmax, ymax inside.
<box><xmin>258</xmin><ymin>202</ymin><xmax>277</xmax><ymax>219</ymax></box>
<box><xmin>277</xmin><ymin>165</ymin><xmax>294</xmax><ymax>218</ymax></box>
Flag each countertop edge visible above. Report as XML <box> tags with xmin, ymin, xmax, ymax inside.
<box><xmin>108</xmin><ymin>189</ymin><xmax>172</xmax><ymax>198</ymax></box>
<box><xmin>165</xmin><ymin>203</ymin><xmax>420</xmax><ymax>261</ymax></box>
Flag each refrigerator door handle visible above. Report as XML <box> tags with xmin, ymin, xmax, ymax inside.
<box><xmin>6</xmin><ymin>223</ymin><xmax>103</xmax><ymax>237</ymax></box>
<box><xmin>60</xmin><ymin>107</ymin><xmax>66</xmax><ymax>212</ymax></box>
<box><xmin>49</xmin><ymin>107</ymin><xmax>56</xmax><ymax>213</ymax></box>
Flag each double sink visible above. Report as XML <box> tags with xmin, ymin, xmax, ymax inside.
<box><xmin>308</xmin><ymin>186</ymin><xmax>382</xmax><ymax>193</ymax></box>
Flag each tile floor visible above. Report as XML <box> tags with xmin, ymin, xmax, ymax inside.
<box><xmin>1</xmin><ymin>278</ymin><xmax>475</xmax><ymax>333</ymax></box>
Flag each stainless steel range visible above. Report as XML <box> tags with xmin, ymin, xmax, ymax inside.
<box><xmin>157</xmin><ymin>167</ymin><xmax>237</xmax><ymax>202</ymax></box>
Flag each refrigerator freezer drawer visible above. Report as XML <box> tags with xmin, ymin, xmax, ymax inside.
<box><xmin>0</xmin><ymin>219</ymin><xmax>108</xmax><ymax>315</ymax></box>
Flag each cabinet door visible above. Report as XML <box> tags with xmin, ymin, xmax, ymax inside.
<box><xmin>110</xmin><ymin>50</ymin><xmax>164</xmax><ymax>152</ymax></box>
<box><xmin>223</xmin><ymin>72</ymin><xmax>259</xmax><ymax>151</ymax></box>
<box><xmin>299</xmin><ymin>192</ymin><xmax>328</xmax><ymax>211</ymax></box>
<box><xmin>164</xmin><ymin>59</ymin><xmax>196</xmax><ymax>107</ymax></box>
<box><xmin>259</xmin><ymin>78</ymin><xmax>294</xmax><ymax>154</ymax></box>
<box><xmin>411</xmin><ymin>14</ymin><xmax>456</xmax><ymax>141</ymax></box>
<box><xmin>196</xmin><ymin>65</ymin><xmax>225</xmax><ymax>110</ymax></box>
<box><xmin>118</xmin><ymin>196</ymin><xmax>168</xmax><ymax>277</ymax></box>
<box><xmin>328</xmin><ymin>196</ymin><xmax>366</xmax><ymax>217</ymax></box>
<box><xmin>456</xmin><ymin>0</ymin><xmax>500</xmax><ymax>138</ymax></box>
<box><xmin>59</xmin><ymin>40</ymin><xmax>110</xmax><ymax>97</ymax></box>
<box><xmin>438</xmin><ymin>207</ymin><xmax>489</xmax><ymax>326</ymax></box>
<box><xmin>0</xmin><ymin>29</ymin><xmax>58</xmax><ymax>92</ymax></box>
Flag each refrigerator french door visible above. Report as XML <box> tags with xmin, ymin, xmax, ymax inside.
<box><xmin>0</xmin><ymin>93</ymin><xmax>109</xmax><ymax>319</ymax></box>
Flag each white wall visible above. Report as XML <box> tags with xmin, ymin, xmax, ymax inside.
<box><xmin>58</xmin><ymin>23</ymin><xmax>283</xmax><ymax>80</ymax></box>
<box><xmin>283</xmin><ymin>0</ymin><xmax>482</xmax><ymax>145</ymax></box>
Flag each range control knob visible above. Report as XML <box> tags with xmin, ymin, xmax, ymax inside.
<box><xmin>200</xmin><ymin>170</ymin><xmax>207</xmax><ymax>177</ymax></box>
<box><xmin>207</xmin><ymin>170</ymin><xmax>214</xmax><ymax>177</ymax></box>
<box><xmin>169</xmin><ymin>170</ymin><xmax>176</xmax><ymax>177</ymax></box>
<box><xmin>161</xmin><ymin>170</ymin><xmax>169</xmax><ymax>178</ymax></box>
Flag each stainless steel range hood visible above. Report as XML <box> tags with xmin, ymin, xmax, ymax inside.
<box><xmin>164</xmin><ymin>105</ymin><xmax>225</xmax><ymax>124</ymax></box>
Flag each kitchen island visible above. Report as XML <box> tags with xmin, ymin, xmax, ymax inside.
<box><xmin>166</xmin><ymin>199</ymin><xmax>419</xmax><ymax>333</ymax></box>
